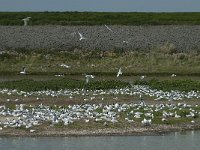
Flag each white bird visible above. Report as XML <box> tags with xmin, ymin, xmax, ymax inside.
<box><xmin>22</xmin><ymin>17</ymin><xmax>31</xmax><ymax>26</ymax></box>
<box><xmin>20</xmin><ymin>67</ymin><xmax>26</xmax><ymax>74</ymax></box>
<box><xmin>60</xmin><ymin>64</ymin><xmax>71</xmax><ymax>68</ymax></box>
<box><xmin>78</xmin><ymin>32</ymin><xmax>87</xmax><ymax>40</ymax></box>
<box><xmin>117</xmin><ymin>68</ymin><xmax>122</xmax><ymax>77</ymax></box>
<box><xmin>85</xmin><ymin>74</ymin><xmax>94</xmax><ymax>84</ymax></box>
<box><xmin>123</xmin><ymin>41</ymin><xmax>129</xmax><ymax>44</ymax></box>
<box><xmin>140</xmin><ymin>75</ymin><xmax>146</xmax><ymax>80</ymax></box>
<box><xmin>171</xmin><ymin>74</ymin><xmax>177</xmax><ymax>77</ymax></box>
<box><xmin>104</xmin><ymin>25</ymin><xmax>113</xmax><ymax>32</ymax></box>
<box><xmin>55</xmin><ymin>74</ymin><xmax>64</xmax><ymax>77</ymax></box>
<box><xmin>141</xmin><ymin>118</ymin><xmax>151</xmax><ymax>126</ymax></box>
<box><xmin>30</xmin><ymin>129</ymin><xmax>35</xmax><ymax>133</ymax></box>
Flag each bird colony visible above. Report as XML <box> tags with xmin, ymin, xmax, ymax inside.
<box><xmin>0</xmin><ymin>85</ymin><xmax>199</xmax><ymax>101</ymax></box>
<box><xmin>0</xmin><ymin>84</ymin><xmax>200</xmax><ymax>130</ymax></box>
<box><xmin>0</xmin><ymin>101</ymin><xmax>199</xmax><ymax>130</ymax></box>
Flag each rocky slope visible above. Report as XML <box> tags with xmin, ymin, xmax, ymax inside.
<box><xmin>0</xmin><ymin>25</ymin><xmax>200</xmax><ymax>52</ymax></box>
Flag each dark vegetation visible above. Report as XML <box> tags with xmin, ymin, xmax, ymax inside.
<box><xmin>0</xmin><ymin>78</ymin><xmax>199</xmax><ymax>92</ymax></box>
<box><xmin>1</xmin><ymin>12</ymin><xmax>200</xmax><ymax>25</ymax></box>
<box><xmin>135</xmin><ymin>79</ymin><xmax>200</xmax><ymax>92</ymax></box>
<box><xmin>0</xmin><ymin>78</ymin><xmax>130</xmax><ymax>91</ymax></box>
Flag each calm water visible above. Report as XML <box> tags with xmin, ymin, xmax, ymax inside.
<box><xmin>0</xmin><ymin>131</ymin><xmax>199</xmax><ymax>150</ymax></box>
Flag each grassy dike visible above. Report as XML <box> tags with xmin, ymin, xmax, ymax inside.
<box><xmin>0</xmin><ymin>46</ymin><xmax>200</xmax><ymax>76</ymax></box>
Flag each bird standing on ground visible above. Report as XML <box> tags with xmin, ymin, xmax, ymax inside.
<box><xmin>22</xmin><ymin>17</ymin><xmax>31</xmax><ymax>26</ymax></box>
<box><xmin>117</xmin><ymin>68</ymin><xmax>122</xmax><ymax>77</ymax></box>
<box><xmin>171</xmin><ymin>74</ymin><xmax>177</xmax><ymax>77</ymax></box>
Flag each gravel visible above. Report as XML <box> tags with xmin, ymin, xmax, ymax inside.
<box><xmin>0</xmin><ymin>25</ymin><xmax>200</xmax><ymax>52</ymax></box>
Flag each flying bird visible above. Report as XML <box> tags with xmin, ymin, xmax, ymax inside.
<box><xmin>104</xmin><ymin>25</ymin><xmax>113</xmax><ymax>32</ymax></box>
<box><xmin>22</xmin><ymin>17</ymin><xmax>31</xmax><ymax>26</ymax></box>
<box><xmin>140</xmin><ymin>75</ymin><xmax>146</xmax><ymax>80</ymax></box>
<box><xmin>20</xmin><ymin>67</ymin><xmax>26</xmax><ymax>74</ymax></box>
<box><xmin>117</xmin><ymin>68</ymin><xmax>122</xmax><ymax>77</ymax></box>
<box><xmin>78</xmin><ymin>32</ymin><xmax>87</xmax><ymax>40</ymax></box>
<box><xmin>85</xmin><ymin>74</ymin><xmax>94</xmax><ymax>84</ymax></box>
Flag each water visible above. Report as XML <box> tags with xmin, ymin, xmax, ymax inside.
<box><xmin>0</xmin><ymin>131</ymin><xmax>199</xmax><ymax>150</ymax></box>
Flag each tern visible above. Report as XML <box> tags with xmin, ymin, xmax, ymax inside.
<box><xmin>20</xmin><ymin>67</ymin><xmax>26</xmax><ymax>74</ymax></box>
<box><xmin>141</xmin><ymin>118</ymin><xmax>151</xmax><ymax>126</ymax></box>
<box><xmin>104</xmin><ymin>25</ymin><xmax>113</xmax><ymax>32</ymax></box>
<box><xmin>60</xmin><ymin>64</ymin><xmax>71</xmax><ymax>68</ymax></box>
<box><xmin>123</xmin><ymin>41</ymin><xmax>129</xmax><ymax>44</ymax></box>
<box><xmin>22</xmin><ymin>17</ymin><xmax>31</xmax><ymax>26</ymax></box>
<box><xmin>171</xmin><ymin>74</ymin><xmax>177</xmax><ymax>77</ymax></box>
<box><xmin>117</xmin><ymin>68</ymin><xmax>122</xmax><ymax>77</ymax></box>
<box><xmin>78</xmin><ymin>32</ymin><xmax>87</xmax><ymax>40</ymax></box>
<box><xmin>140</xmin><ymin>75</ymin><xmax>146</xmax><ymax>80</ymax></box>
<box><xmin>85</xmin><ymin>74</ymin><xmax>94</xmax><ymax>84</ymax></box>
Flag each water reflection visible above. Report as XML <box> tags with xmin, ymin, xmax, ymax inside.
<box><xmin>0</xmin><ymin>131</ymin><xmax>200</xmax><ymax>150</ymax></box>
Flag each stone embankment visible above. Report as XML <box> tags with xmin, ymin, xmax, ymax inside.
<box><xmin>0</xmin><ymin>25</ymin><xmax>200</xmax><ymax>52</ymax></box>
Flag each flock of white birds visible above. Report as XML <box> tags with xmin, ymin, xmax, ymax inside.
<box><xmin>0</xmin><ymin>101</ymin><xmax>199</xmax><ymax>132</ymax></box>
<box><xmin>0</xmin><ymin>17</ymin><xmax>197</xmax><ymax>133</ymax></box>
<box><xmin>0</xmin><ymin>85</ymin><xmax>199</xmax><ymax>101</ymax></box>
<box><xmin>0</xmin><ymin>82</ymin><xmax>200</xmax><ymax>132</ymax></box>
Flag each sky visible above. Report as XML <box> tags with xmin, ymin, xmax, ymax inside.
<box><xmin>0</xmin><ymin>0</ymin><xmax>200</xmax><ymax>12</ymax></box>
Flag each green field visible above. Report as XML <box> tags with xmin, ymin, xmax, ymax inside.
<box><xmin>0</xmin><ymin>47</ymin><xmax>200</xmax><ymax>76</ymax></box>
<box><xmin>0</xmin><ymin>78</ymin><xmax>199</xmax><ymax>92</ymax></box>
<box><xmin>1</xmin><ymin>12</ymin><xmax>200</xmax><ymax>25</ymax></box>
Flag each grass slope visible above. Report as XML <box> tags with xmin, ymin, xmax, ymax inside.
<box><xmin>0</xmin><ymin>47</ymin><xmax>200</xmax><ymax>75</ymax></box>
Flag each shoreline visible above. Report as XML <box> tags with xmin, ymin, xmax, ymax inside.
<box><xmin>0</xmin><ymin>124</ymin><xmax>199</xmax><ymax>137</ymax></box>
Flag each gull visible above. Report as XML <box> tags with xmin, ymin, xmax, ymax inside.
<box><xmin>22</xmin><ymin>17</ymin><xmax>31</xmax><ymax>26</ymax></box>
<box><xmin>123</xmin><ymin>41</ymin><xmax>129</xmax><ymax>44</ymax></box>
<box><xmin>117</xmin><ymin>68</ymin><xmax>122</xmax><ymax>77</ymax></box>
<box><xmin>171</xmin><ymin>74</ymin><xmax>176</xmax><ymax>77</ymax></box>
<box><xmin>141</xmin><ymin>118</ymin><xmax>151</xmax><ymax>126</ymax></box>
<box><xmin>60</xmin><ymin>64</ymin><xmax>71</xmax><ymax>68</ymax></box>
<box><xmin>140</xmin><ymin>75</ymin><xmax>146</xmax><ymax>80</ymax></box>
<box><xmin>55</xmin><ymin>74</ymin><xmax>64</xmax><ymax>77</ymax></box>
<box><xmin>78</xmin><ymin>32</ymin><xmax>87</xmax><ymax>40</ymax></box>
<box><xmin>104</xmin><ymin>25</ymin><xmax>113</xmax><ymax>32</ymax></box>
<box><xmin>20</xmin><ymin>67</ymin><xmax>26</xmax><ymax>74</ymax></box>
<box><xmin>30</xmin><ymin>129</ymin><xmax>35</xmax><ymax>133</ymax></box>
<box><xmin>85</xmin><ymin>74</ymin><xmax>94</xmax><ymax>84</ymax></box>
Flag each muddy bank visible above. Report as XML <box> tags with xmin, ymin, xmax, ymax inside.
<box><xmin>0</xmin><ymin>124</ymin><xmax>199</xmax><ymax>137</ymax></box>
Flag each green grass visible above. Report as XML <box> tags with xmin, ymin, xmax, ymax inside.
<box><xmin>0</xmin><ymin>78</ymin><xmax>130</xmax><ymax>91</ymax></box>
<box><xmin>136</xmin><ymin>79</ymin><xmax>200</xmax><ymax>92</ymax></box>
<box><xmin>1</xmin><ymin>12</ymin><xmax>200</xmax><ymax>25</ymax></box>
<box><xmin>0</xmin><ymin>48</ymin><xmax>200</xmax><ymax>76</ymax></box>
<box><xmin>0</xmin><ymin>77</ymin><xmax>199</xmax><ymax>92</ymax></box>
